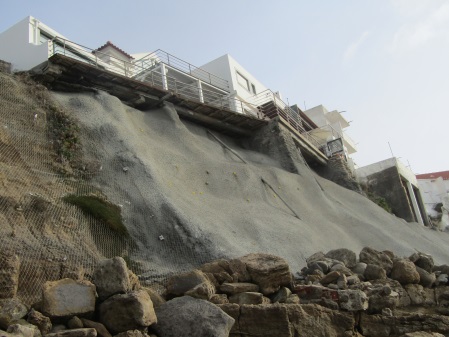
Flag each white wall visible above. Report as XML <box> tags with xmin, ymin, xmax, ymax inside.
<box><xmin>418</xmin><ymin>177</ymin><xmax>449</xmax><ymax>216</ymax></box>
<box><xmin>200</xmin><ymin>54</ymin><xmax>270</xmax><ymax>100</ymax></box>
<box><xmin>303</xmin><ymin>105</ymin><xmax>329</xmax><ymax>128</ymax></box>
<box><xmin>0</xmin><ymin>16</ymin><xmax>49</xmax><ymax>70</ymax></box>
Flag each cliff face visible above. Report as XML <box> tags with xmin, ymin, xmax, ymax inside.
<box><xmin>2</xmin><ymin>69</ymin><xmax>449</xmax><ymax>304</ymax></box>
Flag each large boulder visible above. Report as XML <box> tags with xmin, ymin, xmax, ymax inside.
<box><xmin>184</xmin><ymin>281</ymin><xmax>215</xmax><ymax>300</ymax></box>
<box><xmin>0</xmin><ymin>298</ymin><xmax>28</xmax><ymax>330</ymax></box>
<box><xmin>92</xmin><ymin>257</ymin><xmax>132</xmax><ymax>301</ymax></box>
<box><xmin>6</xmin><ymin>323</ymin><xmax>38</xmax><ymax>337</ymax></box>
<box><xmin>153</xmin><ymin>296</ymin><xmax>234</xmax><ymax>337</ymax></box>
<box><xmin>391</xmin><ymin>259</ymin><xmax>420</xmax><ymax>285</ymax></box>
<box><xmin>166</xmin><ymin>270</ymin><xmax>210</xmax><ymax>297</ymax></box>
<box><xmin>325</xmin><ymin>248</ymin><xmax>357</xmax><ymax>268</ymax></box>
<box><xmin>98</xmin><ymin>290</ymin><xmax>156</xmax><ymax>335</ymax></box>
<box><xmin>0</xmin><ymin>252</ymin><xmax>20</xmax><ymax>299</ymax></box>
<box><xmin>364</xmin><ymin>264</ymin><xmax>387</xmax><ymax>281</ymax></box>
<box><xmin>416</xmin><ymin>267</ymin><xmax>436</xmax><ymax>288</ymax></box>
<box><xmin>238</xmin><ymin>254</ymin><xmax>291</xmax><ymax>295</ymax></box>
<box><xmin>42</xmin><ymin>279</ymin><xmax>96</xmax><ymax>318</ymax></box>
<box><xmin>410</xmin><ymin>253</ymin><xmax>434</xmax><ymax>273</ymax></box>
<box><xmin>359</xmin><ymin>247</ymin><xmax>393</xmax><ymax>274</ymax></box>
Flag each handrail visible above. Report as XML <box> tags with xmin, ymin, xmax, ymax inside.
<box><xmin>47</xmin><ymin>37</ymin><xmax>327</xmax><ymax>156</ymax></box>
<box><xmin>134</xmin><ymin>49</ymin><xmax>229</xmax><ymax>92</ymax></box>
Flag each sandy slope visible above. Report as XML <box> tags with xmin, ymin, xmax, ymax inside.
<box><xmin>53</xmin><ymin>90</ymin><xmax>449</xmax><ymax>277</ymax></box>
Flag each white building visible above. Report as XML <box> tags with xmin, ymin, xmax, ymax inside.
<box><xmin>416</xmin><ymin>171</ymin><xmax>449</xmax><ymax>218</ymax></box>
<box><xmin>302</xmin><ymin>105</ymin><xmax>357</xmax><ymax>169</ymax></box>
<box><xmin>356</xmin><ymin>157</ymin><xmax>428</xmax><ymax>225</ymax></box>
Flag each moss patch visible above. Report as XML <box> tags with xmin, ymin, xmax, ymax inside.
<box><xmin>63</xmin><ymin>194</ymin><xmax>127</xmax><ymax>236</ymax></box>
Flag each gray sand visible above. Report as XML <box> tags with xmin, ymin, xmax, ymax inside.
<box><xmin>53</xmin><ymin>91</ymin><xmax>449</xmax><ymax>277</ymax></box>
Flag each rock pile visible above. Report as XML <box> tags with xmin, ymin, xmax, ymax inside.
<box><xmin>1</xmin><ymin>249</ymin><xmax>449</xmax><ymax>336</ymax></box>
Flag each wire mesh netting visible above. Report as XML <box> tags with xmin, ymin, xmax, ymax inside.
<box><xmin>0</xmin><ymin>71</ymin><xmax>130</xmax><ymax>305</ymax></box>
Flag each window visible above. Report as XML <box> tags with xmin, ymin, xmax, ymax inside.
<box><xmin>251</xmin><ymin>83</ymin><xmax>256</xmax><ymax>95</ymax></box>
<box><xmin>236</xmin><ymin>71</ymin><xmax>250</xmax><ymax>91</ymax></box>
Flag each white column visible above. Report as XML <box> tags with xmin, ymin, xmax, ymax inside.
<box><xmin>406</xmin><ymin>181</ymin><xmax>424</xmax><ymax>225</ymax></box>
<box><xmin>161</xmin><ymin>63</ymin><xmax>168</xmax><ymax>90</ymax></box>
<box><xmin>197</xmin><ymin>80</ymin><xmax>204</xmax><ymax>103</ymax></box>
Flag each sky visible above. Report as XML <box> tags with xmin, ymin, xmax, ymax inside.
<box><xmin>1</xmin><ymin>0</ymin><xmax>448</xmax><ymax>174</ymax></box>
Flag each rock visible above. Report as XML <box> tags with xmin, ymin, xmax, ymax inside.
<box><xmin>0</xmin><ymin>252</ymin><xmax>20</xmax><ymax>299</ymax></box>
<box><xmin>199</xmin><ymin>260</ymin><xmax>233</xmax><ymax>284</ymax></box>
<box><xmin>391</xmin><ymin>259</ymin><xmax>420</xmax><ymax>285</ymax></box>
<box><xmin>330</xmin><ymin>264</ymin><xmax>353</xmax><ymax>276</ymax></box>
<box><xmin>219</xmin><ymin>282</ymin><xmax>259</xmax><ymax>295</ymax></box>
<box><xmin>50</xmin><ymin>325</ymin><xmax>67</xmax><ymax>333</ymax></box>
<box><xmin>416</xmin><ymin>266</ymin><xmax>436</xmax><ymax>288</ymax></box>
<box><xmin>347</xmin><ymin>275</ymin><xmax>361</xmax><ymax>285</ymax></box>
<box><xmin>320</xmin><ymin>271</ymin><xmax>341</xmax><ymax>285</ymax></box>
<box><xmin>436</xmin><ymin>274</ymin><xmax>448</xmax><ymax>286</ymax></box>
<box><xmin>98</xmin><ymin>290</ymin><xmax>156</xmax><ymax>334</ymax></box>
<box><xmin>217</xmin><ymin>303</ymin><xmax>240</xmax><ymax>335</ymax></box>
<box><xmin>153</xmin><ymin>296</ymin><xmax>234</xmax><ymax>337</ymax></box>
<box><xmin>166</xmin><ymin>270</ymin><xmax>210</xmax><ymax>297</ymax></box>
<box><xmin>433</xmin><ymin>265</ymin><xmax>449</xmax><ymax>275</ymax></box>
<box><xmin>364</xmin><ymin>264</ymin><xmax>387</xmax><ymax>280</ymax></box>
<box><xmin>286</xmin><ymin>294</ymin><xmax>300</xmax><ymax>304</ymax></box>
<box><xmin>229</xmin><ymin>292</ymin><xmax>270</xmax><ymax>305</ymax></box>
<box><xmin>371</xmin><ymin>279</ymin><xmax>411</xmax><ymax>308</ymax></box>
<box><xmin>289</xmin><ymin>304</ymin><xmax>355</xmax><ymax>337</ymax></box>
<box><xmin>27</xmin><ymin>309</ymin><xmax>52</xmax><ymax>335</ymax></box>
<box><xmin>360</xmin><ymin>313</ymin><xmax>449</xmax><ymax>337</ymax></box>
<box><xmin>0</xmin><ymin>298</ymin><xmax>28</xmax><ymax>330</ymax></box>
<box><xmin>42</xmin><ymin>278</ymin><xmax>96</xmax><ymax>318</ymax></box>
<box><xmin>228</xmin><ymin>259</ymin><xmax>251</xmax><ymax>282</ymax></box>
<box><xmin>270</xmin><ymin>287</ymin><xmax>292</xmax><ymax>303</ymax></box>
<box><xmin>359</xmin><ymin>247</ymin><xmax>393</xmax><ymax>274</ymax></box>
<box><xmin>306</xmin><ymin>274</ymin><xmax>322</xmax><ymax>284</ymax></box>
<box><xmin>92</xmin><ymin>257</ymin><xmax>132</xmax><ymax>301</ymax></box>
<box><xmin>209</xmin><ymin>294</ymin><xmax>229</xmax><ymax>304</ymax></box>
<box><xmin>6</xmin><ymin>323</ymin><xmax>36</xmax><ymax>337</ymax></box>
<box><xmin>113</xmin><ymin>331</ymin><xmax>147</xmax><ymax>337</ymax></box>
<box><xmin>184</xmin><ymin>281</ymin><xmax>215</xmax><ymax>300</ymax></box>
<box><xmin>239</xmin><ymin>304</ymin><xmax>291</xmax><ymax>336</ymax></box>
<box><xmin>141</xmin><ymin>287</ymin><xmax>166</xmax><ymax>308</ymax></box>
<box><xmin>337</xmin><ymin>274</ymin><xmax>348</xmax><ymax>289</ymax></box>
<box><xmin>306</xmin><ymin>251</ymin><xmax>326</xmax><ymax>266</ymax></box>
<box><xmin>410</xmin><ymin>253</ymin><xmax>434</xmax><ymax>273</ymax></box>
<box><xmin>45</xmin><ymin>329</ymin><xmax>97</xmax><ymax>337</ymax></box>
<box><xmin>325</xmin><ymin>248</ymin><xmax>357</xmax><ymax>268</ymax></box>
<box><xmin>338</xmin><ymin>289</ymin><xmax>368</xmax><ymax>311</ymax></box>
<box><xmin>405</xmin><ymin>284</ymin><xmax>436</xmax><ymax>306</ymax></box>
<box><xmin>238</xmin><ymin>253</ymin><xmax>292</xmax><ymax>295</ymax></box>
<box><xmin>127</xmin><ymin>270</ymin><xmax>141</xmax><ymax>292</ymax></box>
<box><xmin>80</xmin><ymin>318</ymin><xmax>111</xmax><ymax>337</ymax></box>
<box><xmin>67</xmin><ymin>316</ymin><xmax>83</xmax><ymax>329</ymax></box>
<box><xmin>294</xmin><ymin>284</ymin><xmax>339</xmax><ymax>303</ymax></box>
<box><xmin>368</xmin><ymin>291</ymin><xmax>399</xmax><ymax>314</ymax></box>
<box><xmin>351</xmin><ymin>262</ymin><xmax>367</xmax><ymax>276</ymax></box>
<box><xmin>400</xmin><ymin>332</ymin><xmax>445</xmax><ymax>337</ymax></box>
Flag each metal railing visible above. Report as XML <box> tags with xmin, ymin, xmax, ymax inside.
<box><xmin>248</xmin><ymin>90</ymin><xmax>323</xmax><ymax>150</ymax></box>
<box><xmin>47</xmin><ymin>37</ymin><xmax>327</xmax><ymax>156</ymax></box>
<box><xmin>134</xmin><ymin>50</ymin><xmax>229</xmax><ymax>92</ymax></box>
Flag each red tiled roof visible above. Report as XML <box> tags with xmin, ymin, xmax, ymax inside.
<box><xmin>416</xmin><ymin>170</ymin><xmax>449</xmax><ymax>180</ymax></box>
<box><xmin>94</xmin><ymin>41</ymin><xmax>134</xmax><ymax>59</ymax></box>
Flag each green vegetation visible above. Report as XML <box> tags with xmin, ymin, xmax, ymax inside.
<box><xmin>48</xmin><ymin>105</ymin><xmax>80</xmax><ymax>161</ymax></box>
<box><xmin>368</xmin><ymin>192</ymin><xmax>392</xmax><ymax>213</ymax></box>
<box><xmin>63</xmin><ymin>194</ymin><xmax>128</xmax><ymax>236</ymax></box>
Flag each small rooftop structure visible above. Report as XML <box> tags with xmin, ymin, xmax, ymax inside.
<box><xmin>356</xmin><ymin>158</ymin><xmax>428</xmax><ymax>226</ymax></box>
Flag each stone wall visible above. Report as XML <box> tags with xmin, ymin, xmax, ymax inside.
<box><xmin>314</xmin><ymin>155</ymin><xmax>362</xmax><ymax>193</ymax></box>
<box><xmin>365</xmin><ymin>166</ymin><xmax>416</xmax><ymax>222</ymax></box>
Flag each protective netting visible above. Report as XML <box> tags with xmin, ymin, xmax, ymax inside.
<box><xmin>0</xmin><ymin>71</ymin><xmax>129</xmax><ymax>305</ymax></box>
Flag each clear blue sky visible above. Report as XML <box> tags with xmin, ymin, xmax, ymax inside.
<box><xmin>1</xmin><ymin>0</ymin><xmax>448</xmax><ymax>174</ymax></box>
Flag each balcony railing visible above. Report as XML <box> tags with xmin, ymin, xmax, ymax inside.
<box><xmin>47</xmin><ymin>37</ymin><xmax>328</xmax><ymax>157</ymax></box>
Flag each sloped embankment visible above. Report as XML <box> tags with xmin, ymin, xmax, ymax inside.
<box><xmin>51</xmin><ymin>90</ymin><xmax>449</xmax><ymax>278</ymax></box>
